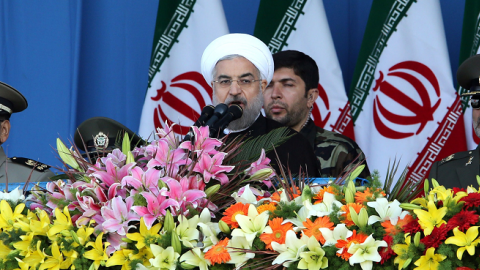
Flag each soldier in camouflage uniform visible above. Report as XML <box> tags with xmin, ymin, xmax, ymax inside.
<box><xmin>264</xmin><ymin>50</ymin><xmax>369</xmax><ymax>178</ymax></box>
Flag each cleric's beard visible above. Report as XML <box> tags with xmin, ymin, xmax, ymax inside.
<box><xmin>212</xmin><ymin>90</ymin><xmax>263</xmax><ymax>131</ymax></box>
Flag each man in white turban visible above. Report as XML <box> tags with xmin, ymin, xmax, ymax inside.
<box><xmin>200</xmin><ymin>33</ymin><xmax>320</xmax><ymax>177</ymax></box>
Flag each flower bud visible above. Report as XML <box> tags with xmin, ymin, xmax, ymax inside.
<box><xmin>477</xmin><ymin>175</ymin><xmax>480</xmax><ymax>187</ymax></box>
<box><xmin>164</xmin><ymin>210</ymin><xmax>174</xmax><ymax>233</ymax></box>
<box><xmin>431</xmin><ymin>178</ymin><xmax>439</xmax><ymax>188</ymax></box>
<box><xmin>400</xmin><ymin>203</ymin><xmax>422</xmax><ymax>210</ymax></box>
<box><xmin>357</xmin><ymin>208</ymin><xmax>368</xmax><ymax>228</ymax></box>
<box><xmin>349</xmin><ymin>206</ymin><xmax>359</xmax><ymax>226</ymax></box>
<box><xmin>171</xmin><ymin>231</ymin><xmax>182</xmax><ymax>254</ymax></box>
<box><xmin>57</xmin><ymin>138</ymin><xmax>80</xmax><ymax>170</ymax></box>
<box><xmin>249</xmin><ymin>168</ymin><xmax>274</xmax><ymax>181</ymax></box>
<box><xmin>205</xmin><ymin>184</ymin><xmax>220</xmax><ymax>198</ymax></box>
<box><xmin>126</xmin><ymin>151</ymin><xmax>135</xmax><ymax>164</ymax></box>
<box><xmin>122</xmin><ymin>133</ymin><xmax>131</xmax><ymax>156</ymax></box>
<box><xmin>61</xmin><ymin>230</ymin><xmax>71</xmax><ymax>237</ymax></box>
<box><xmin>70</xmin><ymin>230</ymin><xmax>80</xmax><ymax>245</ymax></box>
<box><xmin>345</xmin><ymin>189</ymin><xmax>354</xmax><ymax>204</ymax></box>
<box><xmin>424</xmin><ymin>179</ymin><xmax>429</xmax><ymax>197</ymax></box>
<box><xmin>218</xmin><ymin>220</ymin><xmax>231</xmax><ymax>234</ymax></box>
<box><xmin>414</xmin><ymin>232</ymin><xmax>421</xmax><ymax>247</ymax></box>
<box><xmin>403</xmin><ymin>258</ymin><xmax>412</xmax><ymax>269</ymax></box>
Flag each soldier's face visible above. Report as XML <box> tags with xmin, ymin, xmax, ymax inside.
<box><xmin>212</xmin><ymin>57</ymin><xmax>267</xmax><ymax>130</ymax></box>
<box><xmin>264</xmin><ymin>67</ymin><xmax>317</xmax><ymax>132</ymax></box>
<box><xmin>472</xmin><ymin>97</ymin><xmax>480</xmax><ymax>138</ymax></box>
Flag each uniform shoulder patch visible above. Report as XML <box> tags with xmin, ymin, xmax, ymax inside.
<box><xmin>441</xmin><ymin>154</ymin><xmax>454</xmax><ymax>164</ymax></box>
<box><xmin>10</xmin><ymin>157</ymin><xmax>51</xmax><ymax>172</ymax></box>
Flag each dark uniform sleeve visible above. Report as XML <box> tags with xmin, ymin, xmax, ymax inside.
<box><xmin>428</xmin><ymin>160</ymin><xmax>439</xmax><ymax>181</ymax></box>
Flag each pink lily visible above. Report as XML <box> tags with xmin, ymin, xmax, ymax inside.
<box><xmin>90</xmin><ymin>159</ymin><xmax>135</xmax><ymax>188</ymax></box>
<box><xmin>101</xmin><ymin>196</ymin><xmax>139</xmax><ymax>235</ymax></box>
<box><xmin>179</xmin><ymin>126</ymin><xmax>222</xmax><ymax>155</ymax></box>
<box><xmin>246</xmin><ymin>149</ymin><xmax>274</xmax><ymax>176</ymax></box>
<box><xmin>147</xmin><ymin>140</ymin><xmax>191</xmax><ymax>176</ymax></box>
<box><xmin>156</xmin><ymin>121</ymin><xmax>178</xmax><ymax>149</ymax></box>
<box><xmin>163</xmin><ymin>177</ymin><xmax>206</xmax><ymax>215</ymax></box>
<box><xmin>131</xmin><ymin>191</ymin><xmax>180</xmax><ymax>229</ymax></box>
<box><xmin>193</xmin><ymin>152</ymin><xmax>234</xmax><ymax>184</ymax></box>
<box><xmin>121</xmin><ymin>167</ymin><xmax>163</xmax><ymax>196</ymax></box>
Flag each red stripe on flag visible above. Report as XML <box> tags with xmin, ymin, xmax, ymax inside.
<box><xmin>162</xmin><ymin>91</ymin><xmax>200</xmax><ymax>122</ymax></box>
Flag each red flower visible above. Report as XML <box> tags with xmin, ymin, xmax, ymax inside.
<box><xmin>403</xmin><ymin>218</ymin><xmax>421</xmax><ymax>235</ymax></box>
<box><xmin>453</xmin><ymin>187</ymin><xmax>466</xmax><ymax>195</ymax></box>
<box><xmin>460</xmin><ymin>193</ymin><xmax>480</xmax><ymax>209</ymax></box>
<box><xmin>447</xmin><ymin>210</ymin><xmax>479</xmax><ymax>232</ymax></box>
<box><xmin>420</xmin><ymin>224</ymin><xmax>448</xmax><ymax>249</ymax></box>
<box><xmin>379</xmin><ymin>235</ymin><xmax>394</xmax><ymax>264</ymax></box>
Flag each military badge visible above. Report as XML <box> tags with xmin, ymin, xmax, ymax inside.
<box><xmin>94</xmin><ymin>132</ymin><xmax>109</xmax><ymax>150</ymax></box>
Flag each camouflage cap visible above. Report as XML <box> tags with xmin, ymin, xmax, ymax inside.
<box><xmin>74</xmin><ymin>116</ymin><xmax>144</xmax><ymax>152</ymax></box>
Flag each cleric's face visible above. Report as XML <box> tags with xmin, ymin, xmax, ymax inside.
<box><xmin>211</xmin><ymin>57</ymin><xmax>267</xmax><ymax>130</ymax></box>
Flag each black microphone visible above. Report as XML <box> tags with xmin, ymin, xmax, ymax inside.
<box><xmin>183</xmin><ymin>105</ymin><xmax>215</xmax><ymax>141</ymax></box>
<box><xmin>211</xmin><ymin>105</ymin><xmax>243</xmax><ymax>134</ymax></box>
<box><xmin>204</xmin><ymin>103</ymin><xmax>229</xmax><ymax>127</ymax></box>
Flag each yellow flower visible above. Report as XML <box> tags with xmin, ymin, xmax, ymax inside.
<box><xmin>126</xmin><ymin>217</ymin><xmax>161</xmax><ymax>249</ymax></box>
<box><xmin>84</xmin><ymin>232</ymin><xmax>110</xmax><ymax>270</ymax></box>
<box><xmin>39</xmin><ymin>241</ymin><xmax>70</xmax><ymax>270</ymax></box>
<box><xmin>62</xmin><ymin>249</ymin><xmax>78</xmax><ymax>270</ymax></box>
<box><xmin>21</xmin><ymin>241</ymin><xmax>46</xmax><ymax>269</ymax></box>
<box><xmin>0</xmin><ymin>240</ymin><xmax>11</xmax><ymax>260</ymax></box>
<box><xmin>414</xmin><ymin>247</ymin><xmax>446</xmax><ymax>270</ymax></box>
<box><xmin>48</xmin><ymin>206</ymin><xmax>73</xmax><ymax>238</ymax></box>
<box><xmin>75</xmin><ymin>225</ymin><xmax>95</xmax><ymax>246</ymax></box>
<box><xmin>0</xmin><ymin>200</ymin><xmax>25</xmax><ymax>230</ymax></box>
<box><xmin>13</xmin><ymin>232</ymin><xmax>35</xmax><ymax>256</ymax></box>
<box><xmin>106</xmin><ymin>249</ymin><xmax>134</xmax><ymax>270</ymax></box>
<box><xmin>129</xmin><ymin>247</ymin><xmax>154</xmax><ymax>267</ymax></box>
<box><xmin>413</xmin><ymin>200</ymin><xmax>447</xmax><ymax>236</ymax></box>
<box><xmin>392</xmin><ymin>234</ymin><xmax>411</xmax><ymax>270</ymax></box>
<box><xmin>445</xmin><ymin>226</ymin><xmax>480</xmax><ymax>260</ymax></box>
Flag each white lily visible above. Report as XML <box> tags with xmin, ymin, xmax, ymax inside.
<box><xmin>149</xmin><ymin>245</ymin><xmax>180</xmax><ymax>270</ymax></box>
<box><xmin>272</xmin><ymin>230</ymin><xmax>308</xmax><ymax>267</ymax></box>
<box><xmin>298</xmin><ymin>236</ymin><xmax>328</xmax><ymax>270</ymax></box>
<box><xmin>367</xmin><ymin>198</ymin><xmax>408</xmax><ymax>225</ymax></box>
<box><xmin>176</xmin><ymin>214</ymin><xmax>200</xmax><ymax>248</ymax></box>
<box><xmin>348</xmin><ymin>234</ymin><xmax>387</xmax><ymax>270</ymax></box>
<box><xmin>179</xmin><ymin>247</ymin><xmax>210</xmax><ymax>270</ymax></box>
<box><xmin>231</xmin><ymin>204</ymin><xmax>269</xmax><ymax>245</ymax></box>
<box><xmin>0</xmin><ymin>187</ymin><xmax>25</xmax><ymax>204</ymax></box>
<box><xmin>320</xmin><ymin>223</ymin><xmax>353</xmax><ymax>247</ymax></box>
<box><xmin>198</xmin><ymin>208</ymin><xmax>220</xmax><ymax>250</ymax></box>
<box><xmin>227</xmin><ymin>236</ymin><xmax>255</xmax><ymax>268</ymax></box>
<box><xmin>231</xmin><ymin>184</ymin><xmax>261</xmax><ymax>205</ymax></box>
<box><xmin>311</xmin><ymin>192</ymin><xmax>344</xmax><ymax>217</ymax></box>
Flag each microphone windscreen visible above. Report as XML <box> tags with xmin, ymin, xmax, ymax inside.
<box><xmin>228</xmin><ymin>104</ymin><xmax>243</xmax><ymax>120</ymax></box>
<box><xmin>195</xmin><ymin>105</ymin><xmax>215</xmax><ymax>126</ymax></box>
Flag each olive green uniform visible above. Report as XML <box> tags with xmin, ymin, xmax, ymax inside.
<box><xmin>428</xmin><ymin>146</ymin><xmax>479</xmax><ymax>189</ymax></box>
<box><xmin>0</xmin><ymin>147</ymin><xmax>54</xmax><ymax>184</ymax></box>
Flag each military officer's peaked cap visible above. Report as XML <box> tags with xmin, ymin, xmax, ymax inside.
<box><xmin>458</xmin><ymin>54</ymin><xmax>480</xmax><ymax>97</ymax></box>
<box><xmin>0</xmin><ymin>82</ymin><xmax>28</xmax><ymax>114</ymax></box>
<box><xmin>74</xmin><ymin>116</ymin><xmax>145</xmax><ymax>152</ymax></box>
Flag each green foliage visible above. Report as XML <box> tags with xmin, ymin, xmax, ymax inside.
<box><xmin>132</xmin><ymin>192</ymin><xmax>148</xmax><ymax>207</ymax></box>
<box><xmin>157</xmin><ymin>231</ymin><xmax>172</xmax><ymax>249</ymax></box>
<box><xmin>273</xmin><ymin>201</ymin><xmax>302</xmax><ymax>219</ymax></box>
<box><xmin>210</xmin><ymin>263</ymin><xmax>235</xmax><ymax>270</ymax></box>
<box><xmin>227</xmin><ymin>127</ymin><xmax>292</xmax><ymax>166</ymax></box>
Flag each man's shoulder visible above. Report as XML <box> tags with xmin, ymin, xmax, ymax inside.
<box><xmin>3</xmin><ymin>157</ymin><xmax>54</xmax><ymax>183</ymax></box>
<box><xmin>436</xmin><ymin>150</ymin><xmax>474</xmax><ymax>166</ymax></box>
<box><xmin>312</xmin><ymin>125</ymin><xmax>362</xmax><ymax>151</ymax></box>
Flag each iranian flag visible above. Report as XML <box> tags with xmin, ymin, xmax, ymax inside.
<box><xmin>349</xmin><ymin>0</ymin><xmax>466</xmax><ymax>183</ymax></box>
<box><xmin>253</xmin><ymin>0</ymin><xmax>355</xmax><ymax>139</ymax></box>
<box><xmin>458</xmin><ymin>0</ymin><xmax>480</xmax><ymax>149</ymax></box>
<box><xmin>139</xmin><ymin>1</ymin><xmax>229</xmax><ymax>138</ymax></box>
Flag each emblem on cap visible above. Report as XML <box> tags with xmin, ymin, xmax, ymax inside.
<box><xmin>93</xmin><ymin>132</ymin><xmax>109</xmax><ymax>150</ymax></box>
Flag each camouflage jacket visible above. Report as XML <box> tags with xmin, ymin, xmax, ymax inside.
<box><xmin>300</xmin><ymin>119</ymin><xmax>370</xmax><ymax>178</ymax></box>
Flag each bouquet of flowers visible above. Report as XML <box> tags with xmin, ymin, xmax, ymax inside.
<box><xmin>0</xmin><ymin>123</ymin><xmax>275</xmax><ymax>270</ymax></box>
<box><xmin>393</xmin><ymin>179</ymin><xmax>480</xmax><ymax>270</ymax></box>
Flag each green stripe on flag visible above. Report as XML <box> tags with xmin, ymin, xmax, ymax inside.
<box><xmin>349</xmin><ymin>0</ymin><xmax>416</xmax><ymax>122</ymax></box>
<box><xmin>458</xmin><ymin>0</ymin><xmax>480</xmax><ymax>111</ymax></box>
<box><xmin>147</xmin><ymin>1</ymin><xmax>196</xmax><ymax>87</ymax></box>
<box><xmin>254</xmin><ymin>0</ymin><xmax>307</xmax><ymax>53</ymax></box>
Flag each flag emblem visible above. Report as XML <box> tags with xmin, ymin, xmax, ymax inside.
<box><xmin>151</xmin><ymin>71</ymin><xmax>212</xmax><ymax>135</ymax></box>
<box><xmin>372</xmin><ymin>61</ymin><xmax>441</xmax><ymax>139</ymax></box>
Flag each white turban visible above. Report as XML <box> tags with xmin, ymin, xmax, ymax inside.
<box><xmin>201</xmin><ymin>33</ymin><xmax>274</xmax><ymax>84</ymax></box>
